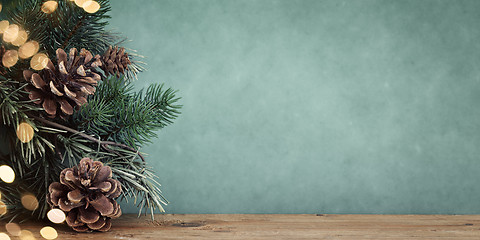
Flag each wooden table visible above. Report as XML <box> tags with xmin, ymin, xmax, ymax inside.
<box><xmin>8</xmin><ymin>214</ymin><xmax>480</xmax><ymax>239</ymax></box>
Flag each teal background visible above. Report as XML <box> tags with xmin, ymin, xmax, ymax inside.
<box><xmin>109</xmin><ymin>0</ymin><xmax>480</xmax><ymax>214</ymax></box>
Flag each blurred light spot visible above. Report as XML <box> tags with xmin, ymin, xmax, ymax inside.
<box><xmin>0</xmin><ymin>165</ymin><xmax>15</xmax><ymax>183</ymax></box>
<box><xmin>5</xmin><ymin>223</ymin><xmax>21</xmax><ymax>236</ymax></box>
<box><xmin>47</xmin><ymin>209</ymin><xmax>65</xmax><ymax>224</ymax></box>
<box><xmin>0</xmin><ymin>21</ymin><xmax>8</xmax><ymax>34</ymax></box>
<box><xmin>74</xmin><ymin>0</ymin><xmax>87</xmax><ymax>7</ymax></box>
<box><xmin>82</xmin><ymin>1</ymin><xmax>100</xmax><ymax>13</ymax></box>
<box><xmin>19</xmin><ymin>41</ymin><xmax>40</xmax><ymax>59</ymax></box>
<box><xmin>41</xmin><ymin>1</ymin><xmax>58</xmax><ymax>14</ymax></box>
<box><xmin>19</xmin><ymin>230</ymin><xmax>35</xmax><ymax>240</ymax></box>
<box><xmin>30</xmin><ymin>53</ymin><xmax>49</xmax><ymax>70</ymax></box>
<box><xmin>16</xmin><ymin>122</ymin><xmax>34</xmax><ymax>143</ymax></box>
<box><xmin>21</xmin><ymin>194</ymin><xmax>38</xmax><ymax>211</ymax></box>
<box><xmin>0</xmin><ymin>233</ymin><xmax>10</xmax><ymax>240</ymax></box>
<box><xmin>3</xmin><ymin>24</ymin><xmax>19</xmax><ymax>43</ymax></box>
<box><xmin>0</xmin><ymin>201</ymin><xmax>6</xmax><ymax>215</ymax></box>
<box><xmin>2</xmin><ymin>50</ymin><xmax>18</xmax><ymax>68</ymax></box>
<box><xmin>12</xmin><ymin>30</ymin><xmax>28</xmax><ymax>47</ymax></box>
<box><xmin>40</xmin><ymin>227</ymin><xmax>57</xmax><ymax>240</ymax></box>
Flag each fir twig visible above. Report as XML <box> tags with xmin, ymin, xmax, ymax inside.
<box><xmin>60</xmin><ymin>14</ymin><xmax>88</xmax><ymax>50</ymax></box>
<box><xmin>31</xmin><ymin>116</ymin><xmax>146</xmax><ymax>163</ymax></box>
<box><xmin>73</xmin><ymin>77</ymin><xmax>182</xmax><ymax>148</ymax></box>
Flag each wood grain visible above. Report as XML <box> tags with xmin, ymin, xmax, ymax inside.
<box><xmin>5</xmin><ymin>214</ymin><xmax>480</xmax><ymax>239</ymax></box>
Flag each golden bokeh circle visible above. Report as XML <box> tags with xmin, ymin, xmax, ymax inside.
<box><xmin>83</xmin><ymin>1</ymin><xmax>100</xmax><ymax>13</ymax></box>
<box><xmin>0</xmin><ymin>201</ymin><xmax>7</xmax><ymax>215</ymax></box>
<box><xmin>3</xmin><ymin>24</ymin><xmax>19</xmax><ymax>43</ymax></box>
<box><xmin>12</xmin><ymin>30</ymin><xmax>28</xmax><ymax>47</ymax></box>
<box><xmin>0</xmin><ymin>165</ymin><xmax>15</xmax><ymax>183</ymax></box>
<box><xmin>16</xmin><ymin>122</ymin><xmax>34</xmax><ymax>143</ymax></box>
<box><xmin>19</xmin><ymin>41</ymin><xmax>40</xmax><ymax>59</ymax></box>
<box><xmin>74</xmin><ymin>0</ymin><xmax>87</xmax><ymax>7</ymax></box>
<box><xmin>19</xmin><ymin>230</ymin><xmax>34</xmax><ymax>240</ymax></box>
<box><xmin>41</xmin><ymin>1</ymin><xmax>58</xmax><ymax>14</ymax></box>
<box><xmin>2</xmin><ymin>50</ymin><xmax>18</xmax><ymax>68</ymax></box>
<box><xmin>21</xmin><ymin>194</ymin><xmax>39</xmax><ymax>211</ymax></box>
<box><xmin>47</xmin><ymin>209</ymin><xmax>66</xmax><ymax>224</ymax></box>
<box><xmin>0</xmin><ymin>233</ymin><xmax>10</xmax><ymax>240</ymax></box>
<box><xmin>40</xmin><ymin>227</ymin><xmax>58</xmax><ymax>240</ymax></box>
<box><xmin>0</xmin><ymin>20</ymin><xmax>9</xmax><ymax>34</ymax></box>
<box><xmin>5</xmin><ymin>223</ymin><xmax>21</xmax><ymax>237</ymax></box>
<box><xmin>30</xmin><ymin>53</ymin><xmax>49</xmax><ymax>70</ymax></box>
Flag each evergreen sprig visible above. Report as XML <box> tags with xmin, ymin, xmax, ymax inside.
<box><xmin>73</xmin><ymin>77</ymin><xmax>182</xmax><ymax>148</ymax></box>
<box><xmin>0</xmin><ymin>0</ymin><xmax>182</xmax><ymax>221</ymax></box>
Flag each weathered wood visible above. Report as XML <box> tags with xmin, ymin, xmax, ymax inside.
<box><xmin>4</xmin><ymin>214</ymin><xmax>480</xmax><ymax>239</ymax></box>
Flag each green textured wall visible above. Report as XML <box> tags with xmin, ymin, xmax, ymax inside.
<box><xmin>109</xmin><ymin>0</ymin><xmax>480</xmax><ymax>214</ymax></box>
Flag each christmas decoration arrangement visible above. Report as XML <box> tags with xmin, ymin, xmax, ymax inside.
<box><xmin>0</xmin><ymin>0</ymin><xmax>181</xmax><ymax>234</ymax></box>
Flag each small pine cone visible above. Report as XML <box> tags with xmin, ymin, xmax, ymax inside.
<box><xmin>24</xmin><ymin>48</ymin><xmax>103</xmax><ymax>118</ymax></box>
<box><xmin>47</xmin><ymin>158</ymin><xmax>122</xmax><ymax>232</ymax></box>
<box><xmin>101</xmin><ymin>46</ymin><xmax>131</xmax><ymax>77</ymax></box>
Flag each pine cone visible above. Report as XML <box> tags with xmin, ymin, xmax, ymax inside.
<box><xmin>47</xmin><ymin>158</ymin><xmax>122</xmax><ymax>232</ymax></box>
<box><xmin>24</xmin><ymin>48</ymin><xmax>103</xmax><ymax>118</ymax></box>
<box><xmin>101</xmin><ymin>46</ymin><xmax>131</xmax><ymax>77</ymax></box>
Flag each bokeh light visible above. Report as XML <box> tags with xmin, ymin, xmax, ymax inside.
<box><xmin>47</xmin><ymin>209</ymin><xmax>66</xmax><ymax>224</ymax></box>
<box><xmin>12</xmin><ymin>29</ymin><xmax>28</xmax><ymax>47</ymax></box>
<box><xmin>2</xmin><ymin>50</ymin><xmax>18</xmax><ymax>68</ymax></box>
<box><xmin>40</xmin><ymin>227</ymin><xmax>57</xmax><ymax>240</ymax></box>
<box><xmin>74</xmin><ymin>0</ymin><xmax>87</xmax><ymax>7</ymax></box>
<box><xmin>41</xmin><ymin>1</ymin><xmax>58</xmax><ymax>14</ymax></box>
<box><xmin>82</xmin><ymin>1</ymin><xmax>100</xmax><ymax>13</ymax></box>
<box><xmin>5</xmin><ymin>223</ymin><xmax>21</xmax><ymax>237</ymax></box>
<box><xmin>19</xmin><ymin>230</ymin><xmax>34</xmax><ymax>240</ymax></box>
<box><xmin>0</xmin><ymin>233</ymin><xmax>10</xmax><ymax>240</ymax></box>
<box><xmin>16</xmin><ymin>122</ymin><xmax>34</xmax><ymax>143</ymax></box>
<box><xmin>21</xmin><ymin>194</ymin><xmax>39</xmax><ymax>211</ymax></box>
<box><xmin>0</xmin><ymin>201</ymin><xmax>7</xmax><ymax>215</ymax></box>
<box><xmin>0</xmin><ymin>21</ymin><xmax>9</xmax><ymax>34</ymax></box>
<box><xmin>0</xmin><ymin>165</ymin><xmax>15</xmax><ymax>183</ymax></box>
<box><xmin>30</xmin><ymin>53</ymin><xmax>49</xmax><ymax>70</ymax></box>
<box><xmin>3</xmin><ymin>24</ymin><xmax>19</xmax><ymax>43</ymax></box>
<box><xmin>19</xmin><ymin>41</ymin><xmax>40</xmax><ymax>59</ymax></box>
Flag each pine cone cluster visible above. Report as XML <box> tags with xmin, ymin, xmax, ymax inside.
<box><xmin>101</xmin><ymin>46</ymin><xmax>131</xmax><ymax>77</ymax></box>
<box><xmin>24</xmin><ymin>48</ymin><xmax>102</xmax><ymax>118</ymax></box>
<box><xmin>47</xmin><ymin>158</ymin><xmax>122</xmax><ymax>232</ymax></box>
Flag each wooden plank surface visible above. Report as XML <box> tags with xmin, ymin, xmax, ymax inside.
<box><xmin>5</xmin><ymin>214</ymin><xmax>480</xmax><ymax>239</ymax></box>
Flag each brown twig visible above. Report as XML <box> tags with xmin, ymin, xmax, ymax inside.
<box><xmin>61</xmin><ymin>14</ymin><xmax>88</xmax><ymax>50</ymax></box>
<box><xmin>32</xmin><ymin>116</ymin><xmax>146</xmax><ymax>163</ymax></box>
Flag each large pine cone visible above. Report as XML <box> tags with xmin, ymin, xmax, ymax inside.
<box><xmin>101</xmin><ymin>46</ymin><xmax>131</xmax><ymax>77</ymax></box>
<box><xmin>47</xmin><ymin>158</ymin><xmax>122</xmax><ymax>232</ymax></box>
<box><xmin>24</xmin><ymin>48</ymin><xmax>103</xmax><ymax>118</ymax></box>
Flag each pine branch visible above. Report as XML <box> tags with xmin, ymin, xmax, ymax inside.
<box><xmin>73</xmin><ymin>77</ymin><xmax>182</xmax><ymax>148</ymax></box>
<box><xmin>100</xmin><ymin>148</ymin><xmax>169</xmax><ymax>217</ymax></box>
<box><xmin>60</xmin><ymin>14</ymin><xmax>88</xmax><ymax>49</ymax></box>
<box><xmin>32</xmin><ymin>116</ymin><xmax>146</xmax><ymax>163</ymax></box>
